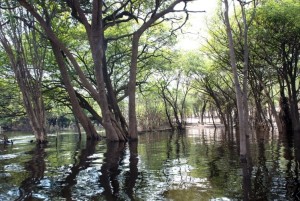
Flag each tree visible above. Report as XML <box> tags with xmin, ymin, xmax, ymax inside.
<box><xmin>16</xmin><ymin>0</ymin><xmax>191</xmax><ymax>141</ymax></box>
<box><xmin>0</xmin><ymin>3</ymin><xmax>47</xmax><ymax>143</ymax></box>
<box><xmin>0</xmin><ymin>65</ymin><xmax>26</xmax><ymax>128</ymax></box>
<box><xmin>222</xmin><ymin>0</ymin><xmax>257</xmax><ymax>159</ymax></box>
<box><xmin>251</xmin><ymin>0</ymin><xmax>300</xmax><ymax>132</ymax></box>
<box><xmin>154</xmin><ymin>52</ymin><xmax>193</xmax><ymax>131</ymax></box>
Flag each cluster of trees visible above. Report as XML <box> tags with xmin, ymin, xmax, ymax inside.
<box><xmin>0</xmin><ymin>0</ymin><xmax>192</xmax><ymax>142</ymax></box>
<box><xmin>192</xmin><ymin>0</ymin><xmax>299</xmax><ymax>158</ymax></box>
<box><xmin>0</xmin><ymin>0</ymin><xmax>299</xmax><ymax>155</ymax></box>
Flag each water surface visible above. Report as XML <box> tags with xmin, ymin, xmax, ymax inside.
<box><xmin>0</xmin><ymin>128</ymin><xmax>299</xmax><ymax>200</ymax></box>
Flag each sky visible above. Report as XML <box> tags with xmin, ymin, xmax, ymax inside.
<box><xmin>176</xmin><ymin>0</ymin><xmax>218</xmax><ymax>50</ymax></box>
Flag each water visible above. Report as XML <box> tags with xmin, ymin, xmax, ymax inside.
<box><xmin>0</xmin><ymin>128</ymin><xmax>299</xmax><ymax>201</ymax></box>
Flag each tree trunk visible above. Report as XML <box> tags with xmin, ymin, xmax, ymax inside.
<box><xmin>127</xmin><ymin>0</ymin><xmax>187</xmax><ymax>138</ymax></box>
<box><xmin>163</xmin><ymin>97</ymin><xmax>175</xmax><ymax>131</ymax></box>
<box><xmin>279</xmin><ymin>87</ymin><xmax>293</xmax><ymax>133</ymax></box>
<box><xmin>102</xmin><ymin>50</ymin><xmax>128</xmax><ymax>134</ymax></box>
<box><xmin>223</xmin><ymin>0</ymin><xmax>249</xmax><ymax>159</ymax></box>
<box><xmin>51</xmin><ymin>42</ymin><xmax>99</xmax><ymax>140</ymax></box>
<box><xmin>0</xmin><ymin>17</ymin><xmax>47</xmax><ymax>143</ymax></box>
<box><xmin>90</xmin><ymin>1</ymin><xmax>126</xmax><ymax>141</ymax></box>
<box><xmin>18</xmin><ymin>0</ymin><xmax>188</xmax><ymax>142</ymax></box>
<box><xmin>289</xmin><ymin>84</ymin><xmax>300</xmax><ymax>131</ymax></box>
<box><xmin>200</xmin><ymin>100</ymin><xmax>207</xmax><ymax>125</ymax></box>
<box><xmin>128</xmin><ymin>33</ymin><xmax>140</xmax><ymax>140</ymax></box>
<box><xmin>258</xmin><ymin>78</ymin><xmax>283</xmax><ymax>133</ymax></box>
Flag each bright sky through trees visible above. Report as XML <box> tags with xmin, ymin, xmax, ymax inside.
<box><xmin>176</xmin><ymin>0</ymin><xmax>218</xmax><ymax>50</ymax></box>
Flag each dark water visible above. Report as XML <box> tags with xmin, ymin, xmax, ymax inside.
<box><xmin>0</xmin><ymin>128</ymin><xmax>299</xmax><ymax>201</ymax></box>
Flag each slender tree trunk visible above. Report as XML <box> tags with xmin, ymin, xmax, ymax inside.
<box><xmin>51</xmin><ymin>42</ymin><xmax>99</xmax><ymax>140</ymax></box>
<box><xmin>127</xmin><ymin>0</ymin><xmax>186</xmax><ymax>138</ymax></box>
<box><xmin>264</xmin><ymin>86</ymin><xmax>283</xmax><ymax>133</ymax></box>
<box><xmin>74</xmin><ymin>117</ymin><xmax>82</xmax><ymax>139</ymax></box>
<box><xmin>223</xmin><ymin>0</ymin><xmax>249</xmax><ymax>159</ymax></box>
<box><xmin>128</xmin><ymin>33</ymin><xmax>140</xmax><ymax>139</ymax></box>
<box><xmin>290</xmin><ymin>85</ymin><xmax>300</xmax><ymax>131</ymax></box>
<box><xmin>163</xmin><ymin>97</ymin><xmax>174</xmax><ymax>130</ymax></box>
<box><xmin>211</xmin><ymin>111</ymin><xmax>217</xmax><ymax>130</ymax></box>
<box><xmin>241</xmin><ymin>5</ymin><xmax>250</xmax><ymax>138</ymax></box>
<box><xmin>201</xmin><ymin>101</ymin><xmax>207</xmax><ymax>125</ymax></box>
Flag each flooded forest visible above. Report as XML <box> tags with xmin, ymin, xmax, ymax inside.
<box><xmin>0</xmin><ymin>0</ymin><xmax>300</xmax><ymax>200</ymax></box>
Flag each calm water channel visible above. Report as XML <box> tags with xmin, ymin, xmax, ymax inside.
<box><xmin>0</xmin><ymin>127</ymin><xmax>299</xmax><ymax>201</ymax></box>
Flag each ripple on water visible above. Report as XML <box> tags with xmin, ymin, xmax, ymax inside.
<box><xmin>0</xmin><ymin>186</ymin><xmax>19</xmax><ymax>201</ymax></box>
<box><xmin>4</xmin><ymin>163</ymin><xmax>25</xmax><ymax>172</ymax></box>
<box><xmin>0</xmin><ymin>172</ymin><xmax>11</xmax><ymax>178</ymax></box>
<box><xmin>0</xmin><ymin>154</ymin><xmax>18</xmax><ymax>160</ymax></box>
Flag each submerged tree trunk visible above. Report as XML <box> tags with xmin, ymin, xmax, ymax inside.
<box><xmin>280</xmin><ymin>41</ymin><xmax>300</xmax><ymax>131</ymax></box>
<box><xmin>259</xmin><ymin>78</ymin><xmax>283</xmax><ymax>133</ymax></box>
<box><xmin>102</xmin><ymin>49</ymin><xmax>128</xmax><ymax>135</ymax></box>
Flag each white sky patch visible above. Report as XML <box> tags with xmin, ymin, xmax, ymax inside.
<box><xmin>176</xmin><ymin>0</ymin><xmax>218</xmax><ymax>50</ymax></box>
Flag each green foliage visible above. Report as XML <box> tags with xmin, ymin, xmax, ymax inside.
<box><xmin>0</xmin><ymin>51</ymin><xmax>26</xmax><ymax>127</ymax></box>
<box><xmin>255</xmin><ymin>0</ymin><xmax>300</xmax><ymax>40</ymax></box>
<box><xmin>250</xmin><ymin>0</ymin><xmax>300</xmax><ymax>95</ymax></box>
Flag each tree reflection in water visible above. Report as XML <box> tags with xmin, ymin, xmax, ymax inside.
<box><xmin>59</xmin><ymin>140</ymin><xmax>97</xmax><ymax>200</ymax></box>
<box><xmin>2</xmin><ymin>129</ymin><xmax>300</xmax><ymax>200</ymax></box>
<box><xmin>294</xmin><ymin>131</ymin><xmax>300</xmax><ymax>199</ymax></box>
<box><xmin>242</xmin><ymin>130</ymin><xmax>300</xmax><ymax>201</ymax></box>
<box><xmin>251</xmin><ymin>131</ymin><xmax>270</xmax><ymax>200</ymax></box>
<box><xmin>283</xmin><ymin>131</ymin><xmax>300</xmax><ymax>200</ymax></box>
<box><xmin>99</xmin><ymin>141</ymin><xmax>125</xmax><ymax>199</ymax></box>
<box><xmin>241</xmin><ymin>160</ymin><xmax>252</xmax><ymax>201</ymax></box>
<box><xmin>124</xmin><ymin>141</ymin><xmax>139</xmax><ymax>200</ymax></box>
<box><xmin>16</xmin><ymin>144</ymin><xmax>46</xmax><ymax>201</ymax></box>
<box><xmin>53</xmin><ymin>139</ymin><xmax>139</xmax><ymax>200</ymax></box>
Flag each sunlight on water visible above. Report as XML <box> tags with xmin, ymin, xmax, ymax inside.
<box><xmin>0</xmin><ymin>128</ymin><xmax>299</xmax><ymax>200</ymax></box>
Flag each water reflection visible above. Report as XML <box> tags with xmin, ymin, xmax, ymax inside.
<box><xmin>16</xmin><ymin>145</ymin><xmax>46</xmax><ymax>201</ymax></box>
<box><xmin>282</xmin><ymin>131</ymin><xmax>300</xmax><ymax>200</ymax></box>
<box><xmin>124</xmin><ymin>141</ymin><xmax>139</xmax><ymax>200</ymax></box>
<box><xmin>0</xmin><ymin>129</ymin><xmax>300</xmax><ymax>200</ymax></box>
<box><xmin>99</xmin><ymin>142</ymin><xmax>125</xmax><ymax>200</ymax></box>
<box><xmin>251</xmin><ymin>138</ymin><xmax>269</xmax><ymax>200</ymax></box>
<box><xmin>60</xmin><ymin>140</ymin><xmax>97</xmax><ymax>200</ymax></box>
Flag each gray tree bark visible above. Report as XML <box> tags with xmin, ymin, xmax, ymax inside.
<box><xmin>223</xmin><ymin>0</ymin><xmax>252</xmax><ymax>159</ymax></box>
